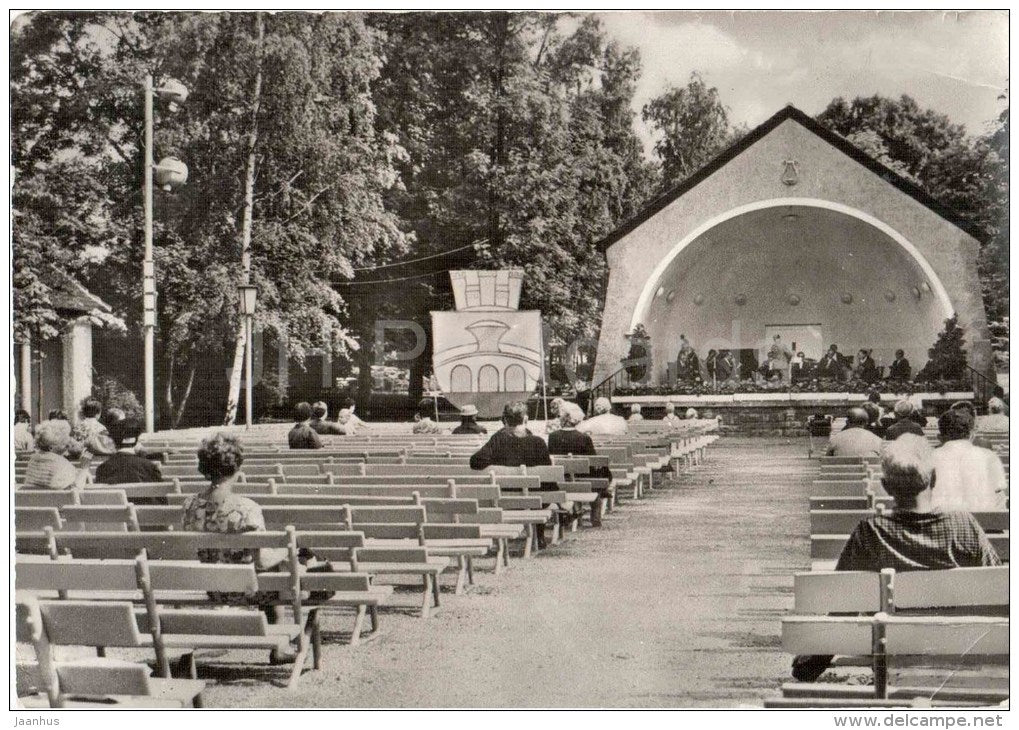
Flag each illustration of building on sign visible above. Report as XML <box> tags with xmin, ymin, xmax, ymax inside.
<box><xmin>431</xmin><ymin>270</ymin><xmax>543</xmax><ymax>415</ymax></box>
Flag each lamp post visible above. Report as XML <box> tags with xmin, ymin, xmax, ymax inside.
<box><xmin>237</xmin><ymin>284</ymin><xmax>259</xmax><ymax>430</ymax></box>
<box><xmin>142</xmin><ymin>74</ymin><xmax>189</xmax><ymax>433</ymax></box>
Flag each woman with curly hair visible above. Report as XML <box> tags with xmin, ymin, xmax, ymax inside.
<box><xmin>182</xmin><ymin>433</ymin><xmax>296</xmax><ymax>662</ymax></box>
<box><xmin>183</xmin><ymin>433</ymin><xmax>286</xmax><ymax>571</ymax></box>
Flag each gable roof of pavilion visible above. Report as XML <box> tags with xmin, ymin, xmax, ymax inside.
<box><xmin>596</xmin><ymin>104</ymin><xmax>987</xmax><ymax>252</ymax></box>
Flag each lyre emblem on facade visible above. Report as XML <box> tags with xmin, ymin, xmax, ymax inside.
<box><xmin>781</xmin><ymin>159</ymin><xmax>799</xmax><ymax>186</ymax></box>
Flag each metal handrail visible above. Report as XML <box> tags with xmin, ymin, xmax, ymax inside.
<box><xmin>965</xmin><ymin>364</ymin><xmax>997</xmax><ymax>413</ymax></box>
<box><xmin>586</xmin><ymin>367</ymin><xmax>629</xmax><ymax>415</ymax></box>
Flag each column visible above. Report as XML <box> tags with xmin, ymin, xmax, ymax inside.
<box><xmin>61</xmin><ymin>317</ymin><xmax>93</xmax><ymax>421</ymax></box>
<box><xmin>19</xmin><ymin>339</ymin><xmax>32</xmax><ymax>416</ymax></box>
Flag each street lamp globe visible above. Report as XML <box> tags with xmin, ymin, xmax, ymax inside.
<box><xmin>154</xmin><ymin>157</ymin><xmax>188</xmax><ymax>191</ymax></box>
<box><xmin>157</xmin><ymin>78</ymin><xmax>189</xmax><ymax>112</ymax></box>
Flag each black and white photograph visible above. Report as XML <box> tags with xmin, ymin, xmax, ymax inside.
<box><xmin>7</xmin><ymin>7</ymin><xmax>1011</xmax><ymax>716</ymax></box>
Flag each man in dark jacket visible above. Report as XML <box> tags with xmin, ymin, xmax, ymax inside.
<box><xmin>470</xmin><ymin>401</ymin><xmax>550</xmax><ymax>470</ymax></box>
<box><xmin>452</xmin><ymin>404</ymin><xmax>487</xmax><ymax>435</ymax></box>
<box><xmin>95</xmin><ymin>418</ymin><xmax>162</xmax><ymax>484</ymax></box>
<box><xmin>288</xmin><ymin>402</ymin><xmax>322</xmax><ymax>449</ymax></box>
<box><xmin>472</xmin><ymin>401</ymin><xmax>552</xmax><ymax>545</ymax></box>
<box><xmin>884</xmin><ymin>400</ymin><xmax>925</xmax><ymax>440</ymax></box>
<box><xmin>888</xmin><ymin>349</ymin><xmax>911</xmax><ymax>381</ymax></box>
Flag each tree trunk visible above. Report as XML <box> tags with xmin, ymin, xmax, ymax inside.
<box><xmin>356</xmin><ymin>340</ymin><xmax>374</xmax><ymax>416</ymax></box>
<box><xmin>163</xmin><ymin>353</ymin><xmax>175</xmax><ymax>431</ymax></box>
<box><xmin>409</xmin><ymin>349</ymin><xmax>426</xmax><ymax>404</ymax></box>
<box><xmin>171</xmin><ymin>364</ymin><xmax>198</xmax><ymax>429</ymax></box>
<box><xmin>224</xmin><ymin>12</ymin><xmax>265</xmax><ymax>426</ymax></box>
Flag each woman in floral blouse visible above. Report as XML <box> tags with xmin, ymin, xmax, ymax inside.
<box><xmin>182</xmin><ymin>434</ymin><xmax>289</xmax><ymax>621</ymax></box>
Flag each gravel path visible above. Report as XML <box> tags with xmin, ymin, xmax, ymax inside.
<box><xmin>200</xmin><ymin>437</ymin><xmax>815</xmax><ymax>708</ymax></box>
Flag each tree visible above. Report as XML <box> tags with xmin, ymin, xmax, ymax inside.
<box><xmin>642</xmin><ymin>72</ymin><xmax>738</xmax><ymax>191</ymax></box>
<box><xmin>12</xmin><ymin>12</ymin><xmax>410</xmax><ymax>426</ymax></box>
<box><xmin>371</xmin><ymin>13</ymin><xmax>656</xmax><ymax>349</ymax></box>
<box><xmin>917</xmin><ymin>315</ymin><xmax>968</xmax><ymax>382</ymax></box>
<box><xmin>817</xmin><ymin>93</ymin><xmax>1009</xmax><ymax>326</ymax></box>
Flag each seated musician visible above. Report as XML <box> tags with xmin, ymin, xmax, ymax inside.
<box><xmin>888</xmin><ymin>349</ymin><xmax>911</xmax><ymax>381</ymax></box>
<box><xmin>793</xmin><ymin>434</ymin><xmax>1001</xmax><ymax>682</ymax></box>
<box><xmin>716</xmin><ymin>350</ymin><xmax>737</xmax><ymax>382</ymax></box>
<box><xmin>853</xmin><ymin>349</ymin><xmax>880</xmax><ymax>384</ymax></box>
<box><xmin>816</xmin><ymin>344</ymin><xmax>844</xmax><ymax>381</ymax></box>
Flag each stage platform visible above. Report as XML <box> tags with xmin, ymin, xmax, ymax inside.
<box><xmin>611</xmin><ymin>391</ymin><xmax>975</xmax><ymax>436</ymax></box>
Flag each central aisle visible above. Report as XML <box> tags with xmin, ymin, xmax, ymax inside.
<box><xmin>216</xmin><ymin>437</ymin><xmax>817</xmax><ymax>708</ymax></box>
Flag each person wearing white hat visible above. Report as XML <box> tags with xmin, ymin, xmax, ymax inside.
<box><xmin>628</xmin><ymin>403</ymin><xmax>643</xmax><ymax>422</ymax></box>
<box><xmin>452</xmin><ymin>404</ymin><xmax>487</xmax><ymax>435</ymax></box>
<box><xmin>577</xmin><ymin>397</ymin><xmax>628</xmax><ymax>435</ymax></box>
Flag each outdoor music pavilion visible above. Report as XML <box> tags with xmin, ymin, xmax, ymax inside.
<box><xmin>591</xmin><ymin>106</ymin><xmax>993</xmax><ymax>429</ymax></box>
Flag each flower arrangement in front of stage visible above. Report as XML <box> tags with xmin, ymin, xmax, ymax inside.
<box><xmin>614</xmin><ymin>376</ymin><xmax>972</xmax><ymax>397</ymax></box>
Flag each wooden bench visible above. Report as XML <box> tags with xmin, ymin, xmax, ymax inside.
<box><xmin>16</xmin><ymin>597</ymin><xmax>206</xmax><ymax>708</ymax></box>
<box><xmin>24</xmin><ymin>529</ymin><xmax>392</xmax><ymax>665</ymax></box>
<box><xmin>767</xmin><ymin>566</ymin><xmax>1009</xmax><ymax>707</ymax></box>
<box><xmin>16</xmin><ymin>553</ymin><xmax>299</xmax><ymax>682</ymax></box>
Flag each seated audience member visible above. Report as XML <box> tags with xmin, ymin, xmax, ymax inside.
<box><xmin>991</xmin><ymin>386</ymin><xmax>1009</xmax><ymax>415</ymax></box>
<box><xmin>72</xmin><ymin>397</ymin><xmax>116</xmax><ymax>456</ymax></box>
<box><xmin>288</xmin><ymin>402</ymin><xmax>323</xmax><ymax>449</ymax></box>
<box><xmin>628</xmin><ymin>403</ymin><xmax>644</xmax><ymax>422</ymax></box>
<box><xmin>867</xmin><ymin>391</ymin><xmax>889</xmax><ymax>420</ymax></box>
<box><xmin>309</xmin><ymin>401</ymin><xmax>345</xmax><ymax>436</ymax></box>
<box><xmin>549</xmin><ymin>403</ymin><xmax>610</xmax><ymax>526</ymax></box>
<box><xmin>337</xmin><ymin>398</ymin><xmax>370</xmax><ymax>434</ymax></box>
<box><xmin>14</xmin><ymin>409</ymin><xmax>34</xmax><ymax>453</ymax></box>
<box><xmin>793</xmin><ymin>434</ymin><xmax>1001</xmax><ymax>682</ymax></box>
<box><xmin>577</xmin><ymin>397</ymin><xmax>628</xmax><ymax>436</ymax></box>
<box><xmin>949</xmin><ymin>401</ymin><xmax>992</xmax><ymax>448</ymax></box>
<box><xmin>470</xmin><ymin>401</ymin><xmax>551</xmax><ymax>471</ymax></box>
<box><xmin>861</xmin><ymin>402</ymin><xmax>885</xmax><ymax>438</ymax></box>
<box><xmin>412</xmin><ymin>399</ymin><xmax>443</xmax><ymax>434</ymax></box>
<box><xmin>888</xmin><ymin>349</ymin><xmax>911</xmax><ymax>381</ymax></box>
<box><xmin>931</xmin><ymin>409</ymin><xmax>1007</xmax><ymax>511</ymax></box>
<box><xmin>182</xmin><ymin>433</ymin><xmax>293</xmax><ymax>657</ymax></box>
<box><xmin>884</xmin><ymin>400</ymin><xmax>925</xmax><ymax>440</ymax></box>
<box><xmin>23</xmin><ymin>419</ymin><xmax>91</xmax><ymax>490</ymax></box>
<box><xmin>685</xmin><ymin>408</ymin><xmax>699</xmax><ymax>420</ymax></box>
<box><xmin>471</xmin><ymin>401</ymin><xmax>553</xmax><ymax>546</ymax></box>
<box><xmin>661</xmin><ymin>402</ymin><xmax>682</xmax><ymax>428</ymax></box>
<box><xmin>95</xmin><ymin>418</ymin><xmax>162</xmax><ymax>484</ymax></box>
<box><xmin>452</xmin><ymin>404</ymin><xmax>487</xmax><ymax>435</ymax></box>
<box><xmin>48</xmin><ymin>409</ymin><xmax>84</xmax><ymax>459</ymax></box>
<box><xmin>826</xmin><ymin>407</ymin><xmax>882</xmax><ymax>457</ymax></box>
<box><xmin>978</xmin><ymin>397</ymin><xmax>1009</xmax><ymax>432</ymax></box>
